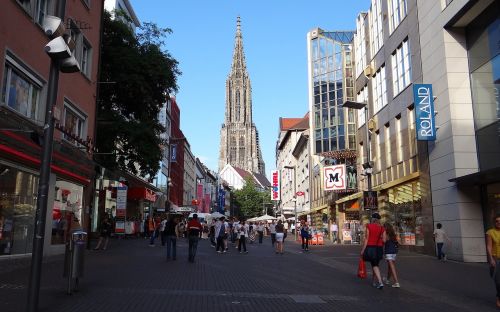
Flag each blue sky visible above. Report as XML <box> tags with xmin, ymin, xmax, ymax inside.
<box><xmin>131</xmin><ymin>0</ymin><xmax>370</xmax><ymax>176</ymax></box>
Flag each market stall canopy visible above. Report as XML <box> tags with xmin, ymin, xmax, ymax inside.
<box><xmin>256</xmin><ymin>214</ymin><xmax>277</xmax><ymax>221</ymax></box>
<box><xmin>246</xmin><ymin>216</ymin><xmax>259</xmax><ymax>222</ymax></box>
<box><xmin>210</xmin><ymin>211</ymin><xmax>225</xmax><ymax>219</ymax></box>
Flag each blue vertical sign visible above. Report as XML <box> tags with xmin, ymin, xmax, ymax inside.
<box><xmin>170</xmin><ymin>144</ymin><xmax>177</xmax><ymax>162</ymax></box>
<box><xmin>413</xmin><ymin>84</ymin><xmax>436</xmax><ymax>141</ymax></box>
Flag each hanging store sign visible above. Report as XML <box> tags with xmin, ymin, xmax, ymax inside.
<box><xmin>271</xmin><ymin>170</ymin><xmax>280</xmax><ymax>200</ymax></box>
<box><xmin>115</xmin><ymin>186</ymin><xmax>127</xmax><ymax>234</ymax></box>
<box><xmin>363</xmin><ymin>191</ymin><xmax>378</xmax><ymax>210</ymax></box>
<box><xmin>324</xmin><ymin>165</ymin><xmax>346</xmax><ymax>191</ymax></box>
<box><xmin>170</xmin><ymin>144</ymin><xmax>177</xmax><ymax>162</ymax></box>
<box><xmin>413</xmin><ymin>84</ymin><xmax>436</xmax><ymax>141</ymax></box>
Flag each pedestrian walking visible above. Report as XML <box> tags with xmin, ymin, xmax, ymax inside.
<box><xmin>160</xmin><ymin>217</ymin><xmax>167</xmax><ymax>246</ymax></box>
<box><xmin>275</xmin><ymin>220</ymin><xmax>285</xmax><ymax>254</ymax></box>
<box><xmin>94</xmin><ymin>216</ymin><xmax>112</xmax><ymax>250</ymax></box>
<box><xmin>165</xmin><ymin>216</ymin><xmax>178</xmax><ymax>261</ymax></box>
<box><xmin>187</xmin><ymin>214</ymin><xmax>202</xmax><ymax>263</ymax></box>
<box><xmin>257</xmin><ymin>222</ymin><xmax>264</xmax><ymax>244</ymax></box>
<box><xmin>330</xmin><ymin>220</ymin><xmax>338</xmax><ymax>243</ymax></box>
<box><xmin>360</xmin><ymin>213</ymin><xmax>386</xmax><ymax>289</ymax></box>
<box><xmin>486</xmin><ymin>215</ymin><xmax>500</xmax><ymax>308</ymax></box>
<box><xmin>269</xmin><ymin>220</ymin><xmax>276</xmax><ymax>247</ymax></box>
<box><xmin>248</xmin><ymin>222</ymin><xmax>256</xmax><ymax>244</ymax></box>
<box><xmin>433</xmin><ymin>223</ymin><xmax>451</xmax><ymax>261</ymax></box>
<box><xmin>238</xmin><ymin>221</ymin><xmax>248</xmax><ymax>253</ymax></box>
<box><xmin>209</xmin><ymin>219</ymin><xmax>216</xmax><ymax>247</ymax></box>
<box><xmin>215</xmin><ymin>217</ymin><xmax>227</xmax><ymax>253</ymax></box>
<box><xmin>383</xmin><ymin>223</ymin><xmax>400</xmax><ymax>288</ymax></box>
<box><xmin>148</xmin><ymin>216</ymin><xmax>159</xmax><ymax>246</ymax></box>
<box><xmin>300</xmin><ymin>221</ymin><xmax>310</xmax><ymax>251</ymax></box>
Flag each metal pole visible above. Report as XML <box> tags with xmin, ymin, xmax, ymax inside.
<box><xmin>365</xmin><ymin>106</ymin><xmax>372</xmax><ymax>215</ymax></box>
<box><xmin>293</xmin><ymin>167</ymin><xmax>297</xmax><ymax>241</ymax></box>
<box><xmin>27</xmin><ymin>2</ymin><xmax>66</xmax><ymax>310</ymax></box>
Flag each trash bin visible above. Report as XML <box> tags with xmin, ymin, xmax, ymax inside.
<box><xmin>64</xmin><ymin>230</ymin><xmax>87</xmax><ymax>294</ymax></box>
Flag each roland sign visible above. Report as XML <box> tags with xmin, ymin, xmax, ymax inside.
<box><xmin>413</xmin><ymin>84</ymin><xmax>436</xmax><ymax>141</ymax></box>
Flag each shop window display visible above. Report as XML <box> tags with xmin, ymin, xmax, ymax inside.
<box><xmin>385</xmin><ymin>181</ymin><xmax>424</xmax><ymax>246</ymax></box>
<box><xmin>0</xmin><ymin>164</ymin><xmax>38</xmax><ymax>256</ymax></box>
<box><xmin>51</xmin><ymin>180</ymin><xmax>83</xmax><ymax>244</ymax></box>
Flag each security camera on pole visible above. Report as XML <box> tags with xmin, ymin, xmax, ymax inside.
<box><xmin>27</xmin><ymin>1</ymin><xmax>81</xmax><ymax>310</ymax></box>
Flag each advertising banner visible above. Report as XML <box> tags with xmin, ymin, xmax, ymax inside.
<box><xmin>323</xmin><ymin>165</ymin><xmax>346</xmax><ymax>191</ymax></box>
<box><xmin>197</xmin><ymin>184</ymin><xmax>203</xmax><ymax>211</ymax></box>
<box><xmin>413</xmin><ymin>84</ymin><xmax>436</xmax><ymax>141</ymax></box>
<box><xmin>363</xmin><ymin>191</ymin><xmax>378</xmax><ymax>210</ymax></box>
<box><xmin>170</xmin><ymin>144</ymin><xmax>177</xmax><ymax>162</ymax></box>
<box><xmin>271</xmin><ymin>170</ymin><xmax>280</xmax><ymax>200</ymax></box>
<box><xmin>115</xmin><ymin>186</ymin><xmax>127</xmax><ymax>233</ymax></box>
<box><xmin>219</xmin><ymin>188</ymin><xmax>225</xmax><ymax>214</ymax></box>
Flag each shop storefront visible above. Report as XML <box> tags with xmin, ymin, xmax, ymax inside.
<box><xmin>51</xmin><ymin>179</ymin><xmax>84</xmax><ymax>245</ymax></box>
<box><xmin>0</xmin><ymin>161</ymin><xmax>37</xmax><ymax>255</ymax></box>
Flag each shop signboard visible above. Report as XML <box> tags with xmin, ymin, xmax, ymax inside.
<box><xmin>323</xmin><ymin>165</ymin><xmax>346</xmax><ymax>191</ymax></box>
<box><xmin>170</xmin><ymin>144</ymin><xmax>177</xmax><ymax>162</ymax></box>
<box><xmin>271</xmin><ymin>170</ymin><xmax>280</xmax><ymax>200</ymax></box>
<box><xmin>413</xmin><ymin>84</ymin><xmax>436</xmax><ymax>141</ymax></box>
<box><xmin>115</xmin><ymin>186</ymin><xmax>127</xmax><ymax>233</ymax></box>
<box><xmin>363</xmin><ymin>191</ymin><xmax>378</xmax><ymax>210</ymax></box>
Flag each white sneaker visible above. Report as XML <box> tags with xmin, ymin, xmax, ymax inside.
<box><xmin>391</xmin><ymin>283</ymin><xmax>400</xmax><ymax>288</ymax></box>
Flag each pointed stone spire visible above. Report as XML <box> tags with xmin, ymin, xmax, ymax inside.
<box><xmin>231</xmin><ymin>16</ymin><xmax>246</xmax><ymax>74</ymax></box>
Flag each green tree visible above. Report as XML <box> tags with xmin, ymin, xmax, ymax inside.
<box><xmin>234</xmin><ymin>177</ymin><xmax>271</xmax><ymax>218</ymax></box>
<box><xmin>95</xmin><ymin>11</ymin><xmax>180</xmax><ymax>178</ymax></box>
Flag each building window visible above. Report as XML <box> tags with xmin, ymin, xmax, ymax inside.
<box><xmin>385</xmin><ymin>124</ymin><xmax>391</xmax><ymax>168</ymax></box>
<box><xmin>372</xmin><ymin>65</ymin><xmax>387</xmax><ymax>113</ymax></box>
<box><xmin>392</xmin><ymin>39</ymin><xmax>412</xmax><ymax>96</ymax></box>
<box><xmin>356</xmin><ymin>86</ymin><xmax>368</xmax><ymax>128</ymax></box>
<box><xmin>389</xmin><ymin>0</ymin><xmax>407</xmax><ymax>34</ymax></box>
<box><xmin>355</xmin><ymin>14</ymin><xmax>367</xmax><ymax>78</ymax></box>
<box><xmin>2</xmin><ymin>58</ymin><xmax>42</xmax><ymax>120</ymax></box>
<box><xmin>63</xmin><ymin>101</ymin><xmax>87</xmax><ymax>146</ymax></box>
<box><xmin>81</xmin><ymin>38</ymin><xmax>92</xmax><ymax>77</ymax></box>
<box><xmin>396</xmin><ymin>116</ymin><xmax>403</xmax><ymax>162</ymax></box>
<box><xmin>36</xmin><ymin>0</ymin><xmax>50</xmax><ymax>25</ymax></box>
<box><xmin>370</xmin><ymin>0</ymin><xmax>384</xmax><ymax>56</ymax></box>
<box><xmin>408</xmin><ymin>107</ymin><xmax>417</xmax><ymax>157</ymax></box>
<box><xmin>375</xmin><ymin>131</ymin><xmax>381</xmax><ymax>171</ymax></box>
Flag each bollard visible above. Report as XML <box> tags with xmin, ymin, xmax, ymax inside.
<box><xmin>63</xmin><ymin>231</ymin><xmax>87</xmax><ymax>294</ymax></box>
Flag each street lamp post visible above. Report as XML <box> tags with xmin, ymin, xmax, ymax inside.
<box><xmin>284</xmin><ymin>165</ymin><xmax>297</xmax><ymax>240</ymax></box>
<box><xmin>343</xmin><ymin>100</ymin><xmax>374</xmax><ymax>215</ymax></box>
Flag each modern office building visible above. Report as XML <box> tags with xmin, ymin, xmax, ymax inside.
<box><xmin>350</xmin><ymin>0</ymin><xmax>435</xmax><ymax>253</ymax></box>
<box><xmin>417</xmin><ymin>0</ymin><xmax>499</xmax><ymax>262</ymax></box>
<box><xmin>219</xmin><ymin>17</ymin><xmax>265</xmax><ymax>175</ymax></box>
<box><xmin>306</xmin><ymin>29</ymin><xmax>357</xmax><ymax>231</ymax></box>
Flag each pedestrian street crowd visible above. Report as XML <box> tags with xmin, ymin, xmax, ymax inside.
<box><xmin>92</xmin><ymin>212</ymin><xmax>500</xmax><ymax>310</ymax></box>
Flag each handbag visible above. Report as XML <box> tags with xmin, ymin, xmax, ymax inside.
<box><xmin>357</xmin><ymin>257</ymin><xmax>367</xmax><ymax>279</ymax></box>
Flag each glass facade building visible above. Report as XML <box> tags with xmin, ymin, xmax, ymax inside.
<box><xmin>307</xmin><ymin>29</ymin><xmax>356</xmax><ymax>155</ymax></box>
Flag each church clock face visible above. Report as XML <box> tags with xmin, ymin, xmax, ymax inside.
<box><xmin>219</xmin><ymin>17</ymin><xmax>265</xmax><ymax>175</ymax></box>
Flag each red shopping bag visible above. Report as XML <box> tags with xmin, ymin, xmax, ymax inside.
<box><xmin>357</xmin><ymin>257</ymin><xmax>367</xmax><ymax>279</ymax></box>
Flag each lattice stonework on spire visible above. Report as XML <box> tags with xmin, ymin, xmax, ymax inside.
<box><xmin>219</xmin><ymin>17</ymin><xmax>265</xmax><ymax>175</ymax></box>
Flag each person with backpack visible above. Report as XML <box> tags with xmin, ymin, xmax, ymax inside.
<box><xmin>360</xmin><ymin>213</ymin><xmax>386</xmax><ymax>289</ymax></box>
<box><xmin>187</xmin><ymin>214</ymin><xmax>203</xmax><ymax>263</ymax></box>
<box><xmin>383</xmin><ymin>223</ymin><xmax>400</xmax><ymax>288</ymax></box>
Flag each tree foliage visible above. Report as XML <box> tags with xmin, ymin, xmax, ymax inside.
<box><xmin>95</xmin><ymin>11</ymin><xmax>180</xmax><ymax>178</ymax></box>
<box><xmin>234</xmin><ymin>177</ymin><xmax>272</xmax><ymax>218</ymax></box>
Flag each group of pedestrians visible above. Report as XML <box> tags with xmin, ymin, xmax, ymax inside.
<box><xmin>360</xmin><ymin>212</ymin><xmax>400</xmax><ymax>290</ymax></box>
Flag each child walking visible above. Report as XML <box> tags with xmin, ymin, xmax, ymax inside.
<box><xmin>383</xmin><ymin>223</ymin><xmax>400</xmax><ymax>288</ymax></box>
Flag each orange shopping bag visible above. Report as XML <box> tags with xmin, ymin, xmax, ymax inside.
<box><xmin>357</xmin><ymin>257</ymin><xmax>367</xmax><ymax>279</ymax></box>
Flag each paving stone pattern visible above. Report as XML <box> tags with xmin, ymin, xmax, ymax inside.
<box><xmin>0</xmin><ymin>237</ymin><xmax>496</xmax><ymax>312</ymax></box>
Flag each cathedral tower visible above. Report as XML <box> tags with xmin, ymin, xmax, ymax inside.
<box><xmin>219</xmin><ymin>17</ymin><xmax>265</xmax><ymax>174</ymax></box>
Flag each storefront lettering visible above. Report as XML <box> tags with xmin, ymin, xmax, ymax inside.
<box><xmin>413</xmin><ymin>84</ymin><xmax>436</xmax><ymax>141</ymax></box>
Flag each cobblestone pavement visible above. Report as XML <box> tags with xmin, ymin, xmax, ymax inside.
<box><xmin>0</xmin><ymin>236</ymin><xmax>496</xmax><ymax>312</ymax></box>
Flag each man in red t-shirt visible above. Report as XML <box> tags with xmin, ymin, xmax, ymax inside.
<box><xmin>187</xmin><ymin>214</ymin><xmax>203</xmax><ymax>263</ymax></box>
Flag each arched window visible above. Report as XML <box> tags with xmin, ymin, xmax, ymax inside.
<box><xmin>235</xmin><ymin>91</ymin><xmax>240</xmax><ymax>121</ymax></box>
